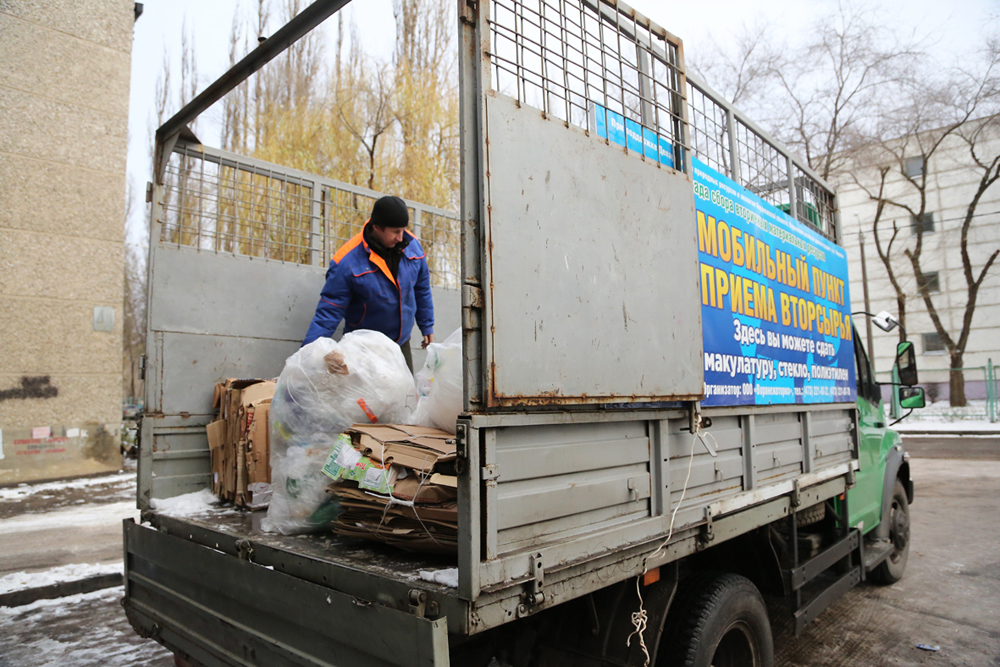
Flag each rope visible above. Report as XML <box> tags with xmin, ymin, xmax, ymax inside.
<box><xmin>626</xmin><ymin>419</ymin><xmax>719</xmax><ymax>667</ymax></box>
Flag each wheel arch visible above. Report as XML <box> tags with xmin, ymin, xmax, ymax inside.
<box><xmin>876</xmin><ymin>444</ymin><xmax>913</xmax><ymax>540</ymax></box>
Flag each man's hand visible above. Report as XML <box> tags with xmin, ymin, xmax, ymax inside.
<box><xmin>422</xmin><ymin>334</ymin><xmax>434</xmax><ymax>349</ymax></box>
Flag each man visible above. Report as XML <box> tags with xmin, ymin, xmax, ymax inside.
<box><xmin>302</xmin><ymin>195</ymin><xmax>434</xmax><ymax>372</ymax></box>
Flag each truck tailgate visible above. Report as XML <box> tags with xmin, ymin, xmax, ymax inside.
<box><xmin>124</xmin><ymin>516</ymin><xmax>456</xmax><ymax>667</ymax></box>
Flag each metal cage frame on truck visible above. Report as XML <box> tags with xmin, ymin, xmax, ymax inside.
<box><xmin>127</xmin><ymin>1</ymin><xmax>864</xmax><ymax>665</ymax></box>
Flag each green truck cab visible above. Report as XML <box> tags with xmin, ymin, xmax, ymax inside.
<box><xmin>849</xmin><ymin>322</ymin><xmax>924</xmax><ymax>585</ymax></box>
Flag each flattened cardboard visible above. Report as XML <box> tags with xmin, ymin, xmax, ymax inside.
<box><xmin>205</xmin><ymin>378</ymin><xmax>275</xmax><ymax>506</ymax></box>
<box><xmin>348</xmin><ymin>424</ymin><xmax>454</xmax><ymax>473</ymax></box>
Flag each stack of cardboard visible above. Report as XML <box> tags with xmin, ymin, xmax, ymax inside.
<box><xmin>323</xmin><ymin>424</ymin><xmax>458</xmax><ymax>554</ymax></box>
<box><xmin>206</xmin><ymin>378</ymin><xmax>275</xmax><ymax>508</ymax></box>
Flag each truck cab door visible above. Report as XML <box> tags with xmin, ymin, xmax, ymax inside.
<box><xmin>848</xmin><ymin>333</ymin><xmax>888</xmax><ymax>533</ymax></box>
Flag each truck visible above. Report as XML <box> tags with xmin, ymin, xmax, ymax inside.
<box><xmin>124</xmin><ymin>1</ymin><xmax>926</xmax><ymax>665</ymax></box>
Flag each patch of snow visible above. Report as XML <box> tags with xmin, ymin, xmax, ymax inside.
<box><xmin>0</xmin><ymin>472</ymin><xmax>135</xmax><ymax>502</ymax></box>
<box><xmin>894</xmin><ymin>420</ymin><xmax>999</xmax><ymax>433</ymax></box>
<box><xmin>149</xmin><ymin>488</ymin><xmax>218</xmax><ymax>516</ymax></box>
<box><xmin>0</xmin><ymin>562</ymin><xmax>123</xmax><ymax>595</ymax></box>
<box><xmin>0</xmin><ymin>501</ymin><xmax>139</xmax><ymax>535</ymax></box>
<box><xmin>418</xmin><ymin>567</ymin><xmax>459</xmax><ymax>588</ymax></box>
<box><xmin>0</xmin><ymin>585</ymin><xmax>122</xmax><ymax>616</ymax></box>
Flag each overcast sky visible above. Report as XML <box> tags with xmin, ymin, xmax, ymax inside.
<box><xmin>125</xmin><ymin>0</ymin><xmax>997</xmax><ymax>242</ymax></box>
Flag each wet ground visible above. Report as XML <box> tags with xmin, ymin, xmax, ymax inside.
<box><xmin>0</xmin><ymin>438</ymin><xmax>997</xmax><ymax>666</ymax></box>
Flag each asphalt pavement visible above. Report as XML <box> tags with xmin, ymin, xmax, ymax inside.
<box><xmin>0</xmin><ymin>437</ymin><xmax>998</xmax><ymax>666</ymax></box>
<box><xmin>900</xmin><ymin>434</ymin><xmax>1000</xmax><ymax>460</ymax></box>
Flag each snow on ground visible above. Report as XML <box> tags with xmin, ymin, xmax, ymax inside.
<box><xmin>0</xmin><ymin>472</ymin><xmax>135</xmax><ymax>502</ymax></box>
<box><xmin>418</xmin><ymin>567</ymin><xmax>459</xmax><ymax>588</ymax></box>
<box><xmin>894</xmin><ymin>421</ymin><xmax>1000</xmax><ymax>432</ymax></box>
<box><xmin>887</xmin><ymin>400</ymin><xmax>999</xmax><ymax>432</ymax></box>
<box><xmin>0</xmin><ymin>562</ymin><xmax>123</xmax><ymax>596</ymax></box>
<box><xmin>0</xmin><ymin>502</ymin><xmax>139</xmax><ymax>535</ymax></box>
<box><xmin>0</xmin><ymin>586</ymin><xmax>173</xmax><ymax>667</ymax></box>
<box><xmin>149</xmin><ymin>488</ymin><xmax>220</xmax><ymax>516</ymax></box>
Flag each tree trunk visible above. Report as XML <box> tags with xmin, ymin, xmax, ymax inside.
<box><xmin>949</xmin><ymin>352</ymin><xmax>967</xmax><ymax>407</ymax></box>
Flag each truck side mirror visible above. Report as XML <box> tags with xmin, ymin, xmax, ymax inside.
<box><xmin>899</xmin><ymin>386</ymin><xmax>926</xmax><ymax>410</ymax></box>
<box><xmin>895</xmin><ymin>341</ymin><xmax>918</xmax><ymax>386</ymax></box>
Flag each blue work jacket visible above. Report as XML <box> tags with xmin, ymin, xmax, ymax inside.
<box><xmin>302</xmin><ymin>225</ymin><xmax>434</xmax><ymax>346</ymax></box>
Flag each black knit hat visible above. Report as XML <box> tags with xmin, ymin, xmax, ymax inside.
<box><xmin>370</xmin><ymin>195</ymin><xmax>409</xmax><ymax>228</ymax></box>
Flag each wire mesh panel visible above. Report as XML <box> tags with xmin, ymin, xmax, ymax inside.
<box><xmin>488</xmin><ymin>0</ymin><xmax>686</xmax><ymax>169</ymax></box>
<box><xmin>158</xmin><ymin>142</ymin><xmax>461</xmax><ymax>289</ymax></box>
<box><xmin>685</xmin><ymin>76</ymin><xmax>839</xmax><ymax>242</ymax></box>
<box><xmin>733</xmin><ymin>118</ymin><xmax>791</xmax><ymax>212</ymax></box>
<box><xmin>793</xmin><ymin>164</ymin><xmax>837</xmax><ymax>235</ymax></box>
<box><xmin>161</xmin><ymin>144</ymin><xmax>316</xmax><ymax>264</ymax></box>
<box><xmin>686</xmin><ymin>81</ymin><xmax>731</xmax><ymax>177</ymax></box>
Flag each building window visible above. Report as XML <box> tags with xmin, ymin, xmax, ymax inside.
<box><xmin>904</xmin><ymin>155</ymin><xmax>926</xmax><ymax>178</ymax></box>
<box><xmin>917</xmin><ymin>271</ymin><xmax>941</xmax><ymax>294</ymax></box>
<box><xmin>922</xmin><ymin>332</ymin><xmax>945</xmax><ymax>354</ymax></box>
<box><xmin>911</xmin><ymin>212</ymin><xmax>935</xmax><ymax>235</ymax></box>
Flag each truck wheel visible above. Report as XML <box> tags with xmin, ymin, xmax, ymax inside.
<box><xmin>659</xmin><ymin>573</ymin><xmax>773</xmax><ymax>667</ymax></box>
<box><xmin>870</xmin><ymin>478</ymin><xmax>910</xmax><ymax>585</ymax></box>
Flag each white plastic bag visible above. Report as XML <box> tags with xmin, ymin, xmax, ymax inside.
<box><xmin>407</xmin><ymin>328</ymin><xmax>463</xmax><ymax>433</ymax></box>
<box><xmin>262</xmin><ymin>330</ymin><xmax>415</xmax><ymax>534</ymax></box>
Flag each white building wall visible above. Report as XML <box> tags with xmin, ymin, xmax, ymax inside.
<box><xmin>835</xmin><ymin>123</ymin><xmax>1000</xmax><ymax>400</ymax></box>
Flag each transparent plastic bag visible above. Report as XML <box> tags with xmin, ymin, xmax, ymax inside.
<box><xmin>262</xmin><ymin>330</ymin><xmax>415</xmax><ymax>534</ymax></box>
<box><xmin>407</xmin><ymin>328</ymin><xmax>463</xmax><ymax>433</ymax></box>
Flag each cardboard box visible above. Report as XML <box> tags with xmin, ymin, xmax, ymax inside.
<box><xmin>206</xmin><ymin>378</ymin><xmax>275</xmax><ymax>507</ymax></box>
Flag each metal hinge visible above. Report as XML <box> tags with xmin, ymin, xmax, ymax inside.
<box><xmin>845</xmin><ymin>467</ymin><xmax>857</xmax><ymax>489</ymax></box>
<box><xmin>408</xmin><ymin>589</ymin><xmax>438</xmax><ymax>619</ymax></box>
<box><xmin>482</xmin><ymin>463</ymin><xmax>500</xmax><ymax>482</ymax></box>
<box><xmin>139</xmin><ymin>354</ymin><xmax>146</xmax><ymax>381</ymax></box>
<box><xmin>791</xmin><ymin>479</ymin><xmax>802</xmax><ymax>508</ymax></box>
<box><xmin>700</xmin><ymin>507</ymin><xmax>715</xmax><ymax>548</ymax></box>
<box><xmin>145</xmin><ymin>181</ymin><xmax>154</xmax><ymax>203</ymax></box>
<box><xmin>463</xmin><ymin>284</ymin><xmax>484</xmax><ymax>309</ymax></box>
<box><xmin>460</xmin><ymin>0</ymin><xmax>478</xmax><ymax>25</ymax></box>
<box><xmin>454</xmin><ymin>423</ymin><xmax>469</xmax><ymax>475</ymax></box>
<box><xmin>235</xmin><ymin>539</ymin><xmax>254</xmax><ymax>561</ymax></box>
<box><xmin>518</xmin><ymin>553</ymin><xmax>545</xmax><ymax>615</ymax></box>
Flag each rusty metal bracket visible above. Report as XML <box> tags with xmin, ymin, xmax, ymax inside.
<box><xmin>235</xmin><ymin>539</ymin><xmax>254</xmax><ymax>561</ymax></box>
<box><xmin>460</xmin><ymin>0</ymin><xmax>478</xmax><ymax>25</ymax></box>
<box><xmin>408</xmin><ymin>589</ymin><xmax>428</xmax><ymax>618</ymax></box>
<box><xmin>701</xmin><ymin>507</ymin><xmax>715</xmax><ymax>546</ymax></box>
<box><xmin>791</xmin><ymin>479</ymin><xmax>802</xmax><ymax>508</ymax></box>
<box><xmin>482</xmin><ymin>463</ymin><xmax>500</xmax><ymax>482</ymax></box>
<box><xmin>518</xmin><ymin>552</ymin><xmax>545</xmax><ymax>611</ymax></box>
<box><xmin>454</xmin><ymin>423</ymin><xmax>469</xmax><ymax>475</ymax></box>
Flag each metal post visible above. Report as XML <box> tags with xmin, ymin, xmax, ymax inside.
<box><xmin>890</xmin><ymin>364</ymin><xmax>901</xmax><ymax>420</ymax></box>
<box><xmin>726</xmin><ymin>108</ymin><xmax>741</xmax><ymax>183</ymax></box>
<box><xmin>785</xmin><ymin>154</ymin><xmax>798</xmax><ymax>224</ymax></box>
<box><xmin>987</xmin><ymin>358</ymin><xmax>996</xmax><ymax>423</ymax></box>
<box><xmin>310</xmin><ymin>179</ymin><xmax>323</xmax><ymax>268</ymax></box>
<box><xmin>858</xmin><ymin>225</ymin><xmax>875</xmax><ymax>369</ymax></box>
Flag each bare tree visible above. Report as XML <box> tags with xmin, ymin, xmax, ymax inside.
<box><xmin>849</xmin><ymin>43</ymin><xmax>1000</xmax><ymax>405</ymax></box>
<box><xmin>688</xmin><ymin>21</ymin><xmax>783</xmax><ymax>109</ymax></box>
<box><xmin>692</xmin><ymin>1</ymin><xmax>926</xmax><ymax>180</ymax></box>
<box><xmin>122</xmin><ymin>180</ymin><xmax>147</xmax><ymax>404</ymax></box>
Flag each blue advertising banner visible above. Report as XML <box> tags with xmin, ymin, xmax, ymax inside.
<box><xmin>693</xmin><ymin>159</ymin><xmax>856</xmax><ymax>406</ymax></box>
<box><xmin>593</xmin><ymin>102</ymin><xmax>675</xmax><ymax>169</ymax></box>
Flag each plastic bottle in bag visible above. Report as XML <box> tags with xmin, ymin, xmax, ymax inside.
<box><xmin>262</xmin><ymin>330</ymin><xmax>414</xmax><ymax>534</ymax></box>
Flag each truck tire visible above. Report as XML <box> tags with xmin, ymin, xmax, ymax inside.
<box><xmin>659</xmin><ymin>573</ymin><xmax>773</xmax><ymax>667</ymax></box>
<box><xmin>869</xmin><ymin>478</ymin><xmax>910</xmax><ymax>585</ymax></box>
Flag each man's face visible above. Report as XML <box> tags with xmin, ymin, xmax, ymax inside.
<box><xmin>371</xmin><ymin>224</ymin><xmax>405</xmax><ymax>248</ymax></box>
